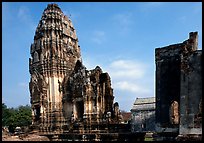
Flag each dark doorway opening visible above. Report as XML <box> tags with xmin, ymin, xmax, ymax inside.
<box><xmin>76</xmin><ymin>101</ymin><xmax>84</xmax><ymax>121</ymax></box>
<box><xmin>34</xmin><ymin>105</ymin><xmax>41</xmax><ymax>122</ymax></box>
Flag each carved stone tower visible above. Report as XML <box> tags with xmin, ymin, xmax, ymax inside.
<box><xmin>29</xmin><ymin>4</ymin><xmax>81</xmax><ymax>132</ymax></box>
<box><xmin>29</xmin><ymin>4</ymin><xmax>120</xmax><ymax>136</ymax></box>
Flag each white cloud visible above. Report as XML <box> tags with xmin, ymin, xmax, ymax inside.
<box><xmin>80</xmin><ymin>58</ymin><xmax>154</xmax><ymax>111</ymax></box>
<box><xmin>179</xmin><ymin>16</ymin><xmax>186</xmax><ymax>23</ymax></box>
<box><xmin>193</xmin><ymin>3</ymin><xmax>202</xmax><ymax>14</ymax></box>
<box><xmin>112</xmin><ymin>13</ymin><xmax>133</xmax><ymax>34</ymax></box>
<box><xmin>114</xmin><ymin>81</ymin><xmax>151</xmax><ymax>95</ymax></box>
<box><xmin>105</xmin><ymin>59</ymin><xmax>154</xmax><ymax>111</ymax></box>
<box><xmin>17</xmin><ymin>6</ymin><xmax>36</xmax><ymax>31</ymax></box>
<box><xmin>108</xmin><ymin>60</ymin><xmax>147</xmax><ymax>80</ymax></box>
<box><xmin>2</xmin><ymin>3</ymin><xmax>13</xmax><ymax>23</ymax></box>
<box><xmin>82</xmin><ymin>57</ymin><xmax>97</xmax><ymax>70</ymax></box>
<box><xmin>113</xmin><ymin>13</ymin><xmax>133</xmax><ymax>26</ymax></box>
<box><xmin>140</xmin><ymin>2</ymin><xmax>164</xmax><ymax>13</ymax></box>
<box><xmin>18</xmin><ymin>82</ymin><xmax>28</xmax><ymax>89</ymax></box>
<box><xmin>2</xmin><ymin>96</ymin><xmax>5</xmax><ymax>103</ymax></box>
<box><xmin>18</xmin><ymin>6</ymin><xmax>29</xmax><ymax>19</ymax></box>
<box><xmin>146</xmin><ymin>2</ymin><xmax>163</xmax><ymax>7</ymax></box>
<box><xmin>91</xmin><ymin>30</ymin><xmax>106</xmax><ymax>44</ymax></box>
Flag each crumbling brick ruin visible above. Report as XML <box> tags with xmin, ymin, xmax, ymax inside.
<box><xmin>155</xmin><ymin>32</ymin><xmax>202</xmax><ymax>141</ymax></box>
<box><xmin>62</xmin><ymin>62</ymin><xmax>116</xmax><ymax>124</ymax></box>
<box><xmin>29</xmin><ymin>4</ymin><xmax>121</xmax><ymax>140</ymax></box>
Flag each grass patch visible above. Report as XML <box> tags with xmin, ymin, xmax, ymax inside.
<box><xmin>145</xmin><ymin>137</ymin><xmax>153</xmax><ymax>141</ymax></box>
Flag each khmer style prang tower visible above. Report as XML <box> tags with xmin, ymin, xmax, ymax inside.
<box><xmin>29</xmin><ymin>3</ymin><xmax>81</xmax><ymax>132</ymax></box>
<box><xmin>29</xmin><ymin>4</ymin><xmax>121</xmax><ymax>134</ymax></box>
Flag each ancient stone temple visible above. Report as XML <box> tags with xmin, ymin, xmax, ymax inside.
<box><xmin>29</xmin><ymin>4</ymin><xmax>120</xmax><ymax>138</ymax></box>
<box><xmin>155</xmin><ymin>32</ymin><xmax>202</xmax><ymax>141</ymax></box>
<box><xmin>62</xmin><ymin>63</ymin><xmax>116</xmax><ymax>125</ymax></box>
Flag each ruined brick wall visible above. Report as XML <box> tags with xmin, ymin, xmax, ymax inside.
<box><xmin>155</xmin><ymin>32</ymin><xmax>202</xmax><ymax>139</ymax></box>
<box><xmin>155</xmin><ymin>44</ymin><xmax>182</xmax><ymax>131</ymax></box>
<box><xmin>62</xmin><ymin>61</ymin><xmax>115</xmax><ymax>124</ymax></box>
<box><xmin>179</xmin><ymin>49</ymin><xmax>202</xmax><ymax>135</ymax></box>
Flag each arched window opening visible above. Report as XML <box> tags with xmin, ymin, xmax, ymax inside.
<box><xmin>170</xmin><ymin>101</ymin><xmax>179</xmax><ymax>124</ymax></box>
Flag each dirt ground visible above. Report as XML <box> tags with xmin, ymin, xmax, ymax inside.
<box><xmin>2</xmin><ymin>132</ymin><xmax>50</xmax><ymax>141</ymax></box>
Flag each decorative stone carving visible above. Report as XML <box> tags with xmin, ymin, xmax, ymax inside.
<box><xmin>33</xmin><ymin>51</ymin><xmax>39</xmax><ymax>62</ymax></box>
<box><xmin>29</xmin><ymin>4</ymin><xmax>120</xmax><ymax>135</ymax></box>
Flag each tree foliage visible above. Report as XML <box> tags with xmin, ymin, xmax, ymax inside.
<box><xmin>2</xmin><ymin>103</ymin><xmax>32</xmax><ymax>133</ymax></box>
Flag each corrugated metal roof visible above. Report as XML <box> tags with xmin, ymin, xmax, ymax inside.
<box><xmin>134</xmin><ymin>97</ymin><xmax>155</xmax><ymax>105</ymax></box>
<box><xmin>131</xmin><ymin>103</ymin><xmax>155</xmax><ymax>111</ymax></box>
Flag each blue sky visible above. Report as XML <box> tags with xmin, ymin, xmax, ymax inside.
<box><xmin>2</xmin><ymin>2</ymin><xmax>202</xmax><ymax>111</ymax></box>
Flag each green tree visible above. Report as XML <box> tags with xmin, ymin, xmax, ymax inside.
<box><xmin>2</xmin><ymin>103</ymin><xmax>11</xmax><ymax>126</ymax></box>
<box><xmin>2</xmin><ymin>104</ymin><xmax>18</xmax><ymax>132</ymax></box>
<box><xmin>16</xmin><ymin>105</ymin><xmax>32</xmax><ymax>127</ymax></box>
<box><xmin>2</xmin><ymin>103</ymin><xmax>32</xmax><ymax>133</ymax></box>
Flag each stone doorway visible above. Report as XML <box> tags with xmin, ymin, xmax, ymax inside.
<box><xmin>34</xmin><ymin>105</ymin><xmax>41</xmax><ymax>122</ymax></box>
<box><xmin>76</xmin><ymin>101</ymin><xmax>84</xmax><ymax>121</ymax></box>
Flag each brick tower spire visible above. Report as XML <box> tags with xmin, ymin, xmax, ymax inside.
<box><xmin>29</xmin><ymin>4</ymin><xmax>120</xmax><ymax>137</ymax></box>
<box><xmin>29</xmin><ymin>3</ymin><xmax>81</xmax><ymax>132</ymax></box>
